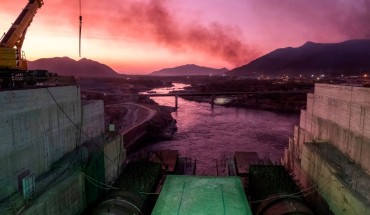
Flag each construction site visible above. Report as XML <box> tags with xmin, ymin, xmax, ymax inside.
<box><xmin>1</xmin><ymin>0</ymin><xmax>370</xmax><ymax>215</ymax></box>
<box><xmin>1</xmin><ymin>83</ymin><xmax>369</xmax><ymax>214</ymax></box>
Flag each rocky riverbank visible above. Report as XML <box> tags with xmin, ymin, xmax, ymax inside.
<box><xmin>79</xmin><ymin>77</ymin><xmax>178</xmax><ymax>144</ymax></box>
<box><xmin>145</xmin><ymin>105</ymin><xmax>177</xmax><ymax>141</ymax></box>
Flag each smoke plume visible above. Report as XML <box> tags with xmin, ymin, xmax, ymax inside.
<box><xmin>81</xmin><ymin>0</ymin><xmax>258</xmax><ymax>66</ymax></box>
<box><xmin>249</xmin><ymin>0</ymin><xmax>370</xmax><ymax>40</ymax></box>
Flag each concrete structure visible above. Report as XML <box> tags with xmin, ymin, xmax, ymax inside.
<box><xmin>103</xmin><ymin>135</ymin><xmax>126</xmax><ymax>185</ymax></box>
<box><xmin>0</xmin><ymin>86</ymin><xmax>109</xmax><ymax>214</ymax></box>
<box><xmin>0</xmin><ymin>86</ymin><xmax>81</xmax><ymax>199</ymax></box>
<box><xmin>81</xmin><ymin>100</ymin><xmax>105</xmax><ymax>143</ymax></box>
<box><xmin>23</xmin><ymin>173</ymin><xmax>86</xmax><ymax>215</ymax></box>
<box><xmin>284</xmin><ymin>84</ymin><xmax>370</xmax><ymax>215</ymax></box>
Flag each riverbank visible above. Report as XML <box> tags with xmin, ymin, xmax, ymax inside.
<box><xmin>78</xmin><ymin>77</ymin><xmax>178</xmax><ymax>148</ymax></box>
<box><xmin>145</xmin><ymin>104</ymin><xmax>177</xmax><ymax>141</ymax></box>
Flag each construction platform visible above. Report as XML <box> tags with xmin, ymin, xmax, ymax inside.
<box><xmin>234</xmin><ymin>151</ymin><xmax>260</xmax><ymax>176</ymax></box>
<box><xmin>151</xmin><ymin>175</ymin><xmax>253</xmax><ymax>215</ymax></box>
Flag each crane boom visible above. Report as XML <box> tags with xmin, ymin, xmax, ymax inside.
<box><xmin>0</xmin><ymin>0</ymin><xmax>44</xmax><ymax>70</ymax></box>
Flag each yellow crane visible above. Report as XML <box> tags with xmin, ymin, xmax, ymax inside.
<box><xmin>0</xmin><ymin>0</ymin><xmax>45</xmax><ymax>87</ymax></box>
<box><xmin>0</xmin><ymin>0</ymin><xmax>44</xmax><ymax>70</ymax></box>
<box><xmin>0</xmin><ymin>0</ymin><xmax>82</xmax><ymax>87</ymax></box>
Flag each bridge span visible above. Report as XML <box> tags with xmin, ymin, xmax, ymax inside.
<box><xmin>81</xmin><ymin>89</ymin><xmax>308</xmax><ymax>109</ymax></box>
<box><xmin>143</xmin><ymin>90</ymin><xmax>308</xmax><ymax>108</ymax></box>
<box><xmin>144</xmin><ymin>90</ymin><xmax>307</xmax><ymax>97</ymax></box>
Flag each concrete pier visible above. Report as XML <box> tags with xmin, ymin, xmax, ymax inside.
<box><xmin>284</xmin><ymin>84</ymin><xmax>370</xmax><ymax>215</ymax></box>
<box><xmin>234</xmin><ymin>151</ymin><xmax>259</xmax><ymax>176</ymax></box>
<box><xmin>175</xmin><ymin>95</ymin><xmax>178</xmax><ymax>109</ymax></box>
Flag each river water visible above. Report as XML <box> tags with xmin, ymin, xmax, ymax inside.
<box><xmin>137</xmin><ymin>83</ymin><xmax>299</xmax><ymax>175</ymax></box>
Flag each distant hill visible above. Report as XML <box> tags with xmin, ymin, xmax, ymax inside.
<box><xmin>229</xmin><ymin>39</ymin><xmax>370</xmax><ymax>77</ymax></box>
<box><xmin>28</xmin><ymin>57</ymin><xmax>121</xmax><ymax>78</ymax></box>
<box><xmin>150</xmin><ymin>64</ymin><xmax>228</xmax><ymax>76</ymax></box>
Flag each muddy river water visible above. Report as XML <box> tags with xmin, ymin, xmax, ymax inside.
<box><xmin>135</xmin><ymin>83</ymin><xmax>299</xmax><ymax>175</ymax></box>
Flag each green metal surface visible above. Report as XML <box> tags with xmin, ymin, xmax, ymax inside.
<box><xmin>152</xmin><ymin>175</ymin><xmax>252</xmax><ymax>215</ymax></box>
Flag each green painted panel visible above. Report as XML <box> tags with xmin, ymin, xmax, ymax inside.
<box><xmin>152</xmin><ymin>175</ymin><xmax>252</xmax><ymax>215</ymax></box>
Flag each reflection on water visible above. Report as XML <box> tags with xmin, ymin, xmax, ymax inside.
<box><xmin>214</xmin><ymin>97</ymin><xmax>233</xmax><ymax>105</ymax></box>
<box><xmin>136</xmin><ymin>83</ymin><xmax>299</xmax><ymax>175</ymax></box>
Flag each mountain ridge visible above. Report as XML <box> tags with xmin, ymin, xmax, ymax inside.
<box><xmin>28</xmin><ymin>57</ymin><xmax>121</xmax><ymax>78</ymax></box>
<box><xmin>150</xmin><ymin>64</ymin><xmax>228</xmax><ymax>76</ymax></box>
<box><xmin>229</xmin><ymin>39</ymin><xmax>370</xmax><ymax>76</ymax></box>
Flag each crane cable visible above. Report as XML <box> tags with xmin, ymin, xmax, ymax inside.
<box><xmin>79</xmin><ymin>0</ymin><xmax>82</xmax><ymax>57</ymax></box>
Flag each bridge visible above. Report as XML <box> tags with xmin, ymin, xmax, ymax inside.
<box><xmin>143</xmin><ymin>90</ymin><xmax>309</xmax><ymax>108</ymax></box>
<box><xmin>81</xmin><ymin>89</ymin><xmax>309</xmax><ymax>108</ymax></box>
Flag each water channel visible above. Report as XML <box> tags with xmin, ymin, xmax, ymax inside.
<box><xmin>136</xmin><ymin>83</ymin><xmax>299</xmax><ymax>175</ymax></box>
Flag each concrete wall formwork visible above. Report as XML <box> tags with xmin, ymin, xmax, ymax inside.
<box><xmin>0</xmin><ymin>86</ymin><xmax>83</xmax><ymax>200</ymax></box>
<box><xmin>104</xmin><ymin>135</ymin><xmax>126</xmax><ymax>185</ymax></box>
<box><xmin>23</xmin><ymin>173</ymin><xmax>86</xmax><ymax>215</ymax></box>
<box><xmin>301</xmin><ymin>144</ymin><xmax>370</xmax><ymax>215</ymax></box>
<box><xmin>301</xmin><ymin>84</ymin><xmax>370</xmax><ymax>173</ymax></box>
<box><xmin>312</xmin><ymin>84</ymin><xmax>370</xmax><ymax>140</ymax></box>
<box><xmin>315</xmin><ymin>84</ymin><xmax>370</xmax><ymax>106</ymax></box>
<box><xmin>81</xmin><ymin>100</ymin><xmax>105</xmax><ymax>143</ymax></box>
<box><xmin>285</xmin><ymin>84</ymin><xmax>370</xmax><ymax>214</ymax></box>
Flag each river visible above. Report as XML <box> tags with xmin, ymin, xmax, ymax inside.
<box><xmin>136</xmin><ymin>83</ymin><xmax>299</xmax><ymax>175</ymax></box>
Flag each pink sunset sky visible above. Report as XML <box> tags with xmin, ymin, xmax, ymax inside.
<box><xmin>1</xmin><ymin>0</ymin><xmax>369</xmax><ymax>74</ymax></box>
